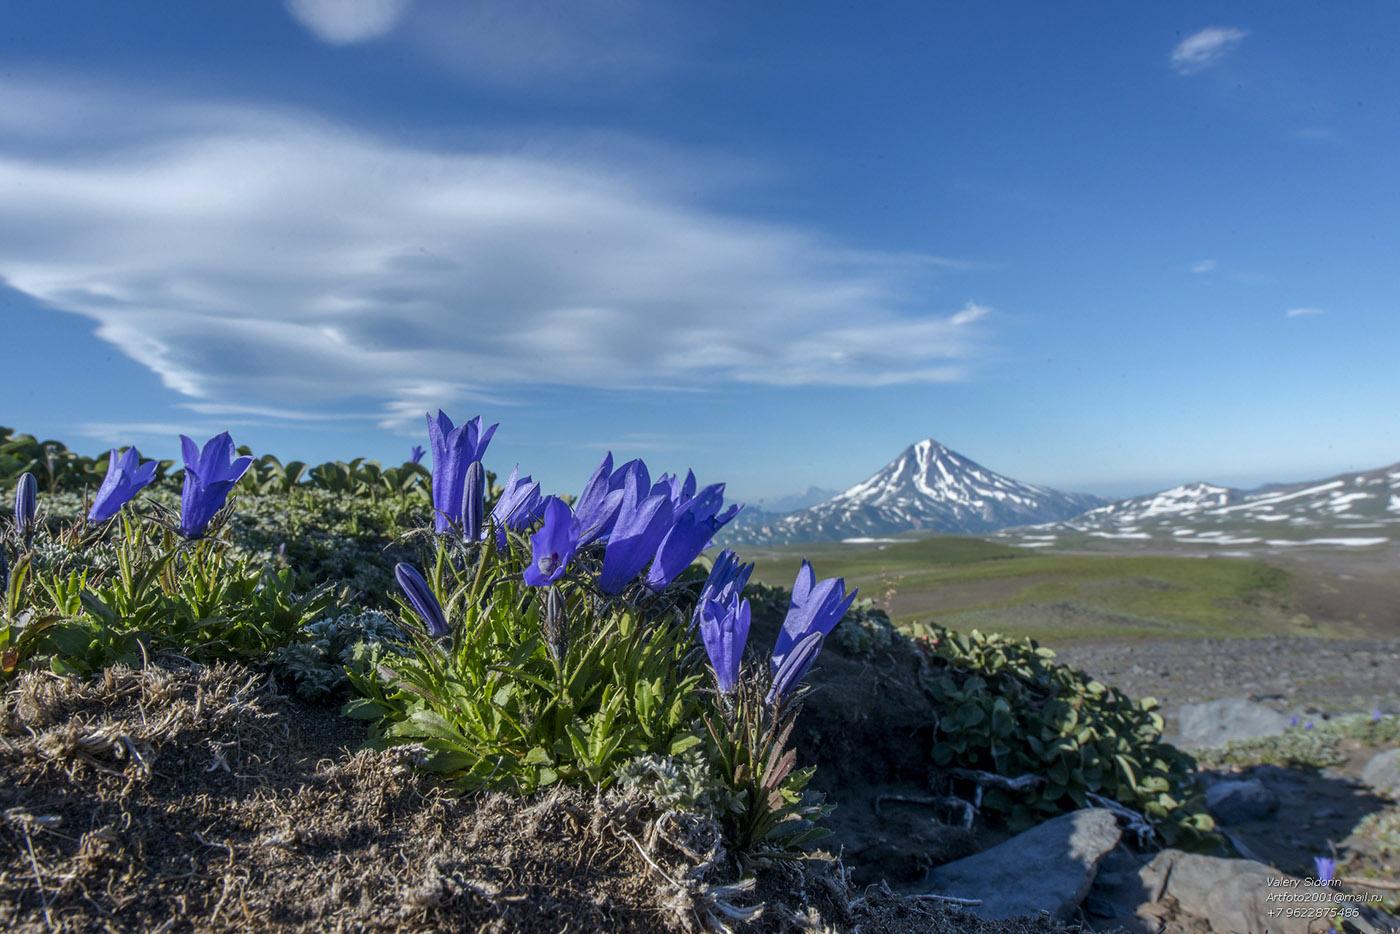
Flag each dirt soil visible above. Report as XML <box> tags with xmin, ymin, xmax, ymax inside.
<box><xmin>0</xmin><ymin>659</ymin><xmax>1096</xmax><ymax>934</ymax></box>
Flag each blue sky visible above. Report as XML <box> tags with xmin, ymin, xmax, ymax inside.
<box><xmin>2</xmin><ymin>2</ymin><xmax>1397</xmax><ymax>507</ymax></box>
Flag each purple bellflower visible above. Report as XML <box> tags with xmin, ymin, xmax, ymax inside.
<box><xmin>644</xmin><ymin>482</ymin><xmax>743</xmax><ymax>591</ymax></box>
<box><xmin>598</xmin><ymin>467</ymin><xmax>674</xmax><ymax>595</ymax></box>
<box><xmin>575</xmin><ymin>452</ymin><xmax>627</xmax><ymax>546</ymax></box>
<box><xmin>178</xmin><ymin>433</ymin><xmax>253</xmax><ymax>538</ymax></box>
<box><xmin>410</xmin><ymin>445</ymin><xmax>425</xmax><ymax>464</ymax></box>
<box><xmin>88</xmin><ymin>447</ymin><xmax>158</xmax><ymax>523</ymax></box>
<box><xmin>698</xmin><ymin>595</ymin><xmax>750</xmax><ymax>694</ymax></box>
<box><xmin>770</xmin><ymin>560</ymin><xmax>856</xmax><ymax>672</ymax></box>
<box><xmin>576</xmin><ymin>456</ymin><xmax>653</xmax><ymax>547</ymax></box>
<box><xmin>426</xmin><ymin>411</ymin><xmax>498</xmax><ymax>534</ymax></box>
<box><xmin>767</xmin><ymin>631</ymin><xmax>824</xmax><ymax>706</ymax></box>
<box><xmin>1374</xmin><ymin>709</ymin><xmax>1384</xmax><ymax>722</ymax></box>
<box><xmin>462</xmin><ymin>461</ymin><xmax>485</xmax><ymax>542</ymax></box>
<box><xmin>1313</xmin><ymin>855</ymin><xmax>1336</xmax><ymax>885</ymax></box>
<box><xmin>488</xmin><ymin>464</ymin><xmax>545</xmax><ymax>548</ymax></box>
<box><xmin>696</xmin><ymin>549</ymin><xmax>754</xmax><ymax>615</ymax></box>
<box><xmin>14</xmin><ymin>472</ymin><xmax>37</xmax><ymax>538</ymax></box>
<box><xmin>524</xmin><ymin>497</ymin><xmax>581</xmax><ymax>587</ymax></box>
<box><xmin>395</xmin><ymin>563</ymin><xmax>451</xmax><ymax>637</ymax></box>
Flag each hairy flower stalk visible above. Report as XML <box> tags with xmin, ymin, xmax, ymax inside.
<box><xmin>698</xmin><ymin>595</ymin><xmax>750</xmax><ymax>694</ymax></box>
<box><xmin>770</xmin><ymin>560</ymin><xmax>855</xmax><ymax>672</ymax></box>
<box><xmin>88</xmin><ymin>447</ymin><xmax>159</xmax><ymax>524</ymax></box>
<box><xmin>426</xmin><ymin>411</ymin><xmax>498</xmax><ymax>534</ymax></box>
<box><xmin>177</xmin><ymin>433</ymin><xmax>254</xmax><ymax>538</ymax></box>
<box><xmin>542</xmin><ymin>584</ymin><xmax>569</xmax><ymax>669</ymax></box>
<box><xmin>14</xmin><ymin>472</ymin><xmax>38</xmax><ymax>546</ymax></box>
<box><xmin>395</xmin><ymin>562</ymin><xmax>450</xmax><ymax>638</ymax></box>
<box><xmin>523</xmin><ymin>497</ymin><xmax>580</xmax><ymax>587</ymax></box>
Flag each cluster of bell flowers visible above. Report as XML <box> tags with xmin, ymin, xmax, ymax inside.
<box><xmin>695</xmin><ymin>552</ymin><xmax>856</xmax><ymax>706</ymax></box>
<box><xmin>404</xmin><ymin>411</ymin><xmax>857</xmax><ymax>708</ymax></box>
<box><xmin>421</xmin><ymin>410</ymin><xmax>745</xmax><ymax>597</ymax></box>
<box><xmin>8</xmin><ymin>431</ymin><xmax>253</xmax><ymax>540</ymax></box>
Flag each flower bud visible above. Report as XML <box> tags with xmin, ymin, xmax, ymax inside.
<box><xmin>14</xmin><ymin>473</ymin><xmax>37</xmax><ymax>540</ymax></box>
<box><xmin>462</xmin><ymin>461</ymin><xmax>485</xmax><ymax>542</ymax></box>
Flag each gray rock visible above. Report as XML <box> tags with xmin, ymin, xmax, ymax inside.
<box><xmin>1204</xmin><ymin>778</ymin><xmax>1279</xmax><ymax>825</ymax></box>
<box><xmin>1173</xmin><ymin>697</ymin><xmax>1290</xmax><ymax>750</ymax></box>
<box><xmin>1133</xmin><ymin>850</ymin><xmax>1400</xmax><ymax>934</ymax></box>
<box><xmin>1361</xmin><ymin>748</ymin><xmax>1400</xmax><ymax>799</ymax></box>
<box><xmin>923</xmin><ymin>808</ymin><xmax>1120</xmax><ymax>921</ymax></box>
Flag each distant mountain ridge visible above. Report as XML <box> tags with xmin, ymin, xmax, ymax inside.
<box><xmin>719</xmin><ymin>439</ymin><xmax>1109</xmax><ymax>545</ymax></box>
<box><xmin>761</xmin><ymin>486</ymin><xmax>841</xmax><ymax>514</ymax></box>
<box><xmin>1024</xmin><ymin>463</ymin><xmax>1400</xmax><ymax>543</ymax></box>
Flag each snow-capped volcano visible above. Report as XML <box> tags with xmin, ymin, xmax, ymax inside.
<box><xmin>720</xmin><ymin>439</ymin><xmax>1108</xmax><ymax>545</ymax></box>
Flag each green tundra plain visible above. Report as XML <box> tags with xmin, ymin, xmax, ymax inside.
<box><xmin>742</xmin><ymin>536</ymin><xmax>1355</xmax><ymax>643</ymax></box>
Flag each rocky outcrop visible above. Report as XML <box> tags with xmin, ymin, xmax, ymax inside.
<box><xmin>1173</xmin><ymin>697</ymin><xmax>1290</xmax><ymax>750</ymax></box>
<box><xmin>922</xmin><ymin>808</ymin><xmax>1121</xmax><ymax>921</ymax></box>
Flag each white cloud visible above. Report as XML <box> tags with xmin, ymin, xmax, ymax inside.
<box><xmin>1192</xmin><ymin>259</ymin><xmax>1217</xmax><ymax>274</ymax></box>
<box><xmin>1171</xmin><ymin>27</ymin><xmax>1248</xmax><ymax>75</ymax></box>
<box><xmin>1285</xmin><ymin>307</ymin><xmax>1324</xmax><ymax>318</ymax></box>
<box><xmin>285</xmin><ymin>0</ymin><xmax>412</xmax><ymax>45</ymax></box>
<box><xmin>950</xmin><ymin>301</ymin><xmax>991</xmax><ymax>326</ymax></box>
<box><xmin>0</xmin><ymin>81</ymin><xmax>988</xmax><ymax>430</ymax></box>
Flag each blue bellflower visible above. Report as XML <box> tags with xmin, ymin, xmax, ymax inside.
<box><xmin>410</xmin><ymin>445</ymin><xmax>425</xmax><ymax>464</ymax></box>
<box><xmin>426</xmin><ymin>411</ymin><xmax>498</xmax><ymax>534</ymax></box>
<box><xmin>178</xmin><ymin>433</ymin><xmax>253</xmax><ymax>538</ymax></box>
<box><xmin>644</xmin><ymin>481</ymin><xmax>743</xmax><ymax>591</ymax></box>
<box><xmin>575</xmin><ymin>453</ymin><xmax>627</xmax><ymax>546</ymax></box>
<box><xmin>489</xmin><ymin>465</ymin><xmax>545</xmax><ymax>548</ymax></box>
<box><xmin>395</xmin><ymin>563</ymin><xmax>451</xmax><ymax>637</ymax></box>
<box><xmin>767</xmin><ymin>631</ymin><xmax>824</xmax><ymax>705</ymax></box>
<box><xmin>88</xmin><ymin>447</ymin><xmax>159</xmax><ymax>523</ymax></box>
<box><xmin>524</xmin><ymin>497</ymin><xmax>581</xmax><ymax>587</ymax></box>
<box><xmin>14</xmin><ymin>472</ymin><xmax>37</xmax><ymax>537</ymax></box>
<box><xmin>771</xmin><ymin>560</ymin><xmax>856</xmax><ymax>672</ymax></box>
<box><xmin>698</xmin><ymin>595</ymin><xmax>750</xmax><ymax>694</ymax></box>
<box><xmin>696</xmin><ymin>549</ymin><xmax>754</xmax><ymax>618</ymax></box>
<box><xmin>598</xmin><ymin>467</ymin><xmax>674</xmax><ymax>595</ymax></box>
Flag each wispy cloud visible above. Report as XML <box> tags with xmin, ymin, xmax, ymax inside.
<box><xmin>1285</xmin><ymin>307</ymin><xmax>1324</xmax><ymax>318</ymax></box>
<box><xmin>950</xmin><ymin>301</ymin><xmax>991</xmax><ymax>326</ymax></box>
<box><xmin>74</xmin><ymin>422</ymin><xmax>230</xmax><ymax>445</ymax></box>
<box><xmin>401</xmin><ymin>0</ymin><xmax>705</xmax><ymax>91</ymax></box>
<box><xmin>285</xmin><ymin>0</ymin><xmax>412</xmax><ymax>45</ymax></box>
<box><xmin>1192</xmin><ymin>259</ymin><xmax>1217</xmax><ymax>274</ymax></box>
<box><xmin>1171</xmin><ymin>27</ymin><xmax>1248</xmax><ymax>75</ymax></box>
<box><xmin>0</xmin><ymin>79</ymin><xmax>989</xmax><ymax>431</ymax></box>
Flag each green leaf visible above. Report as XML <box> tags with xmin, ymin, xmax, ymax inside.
<box><xmin>668</xmin><ymin>733</ymin><xmax>702</xmax><ymax>755</ymax></box>
<box><xmin>342</xmin><ymin>697</ymin><xmax>392</xmax><ymax>720</ymax></box>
